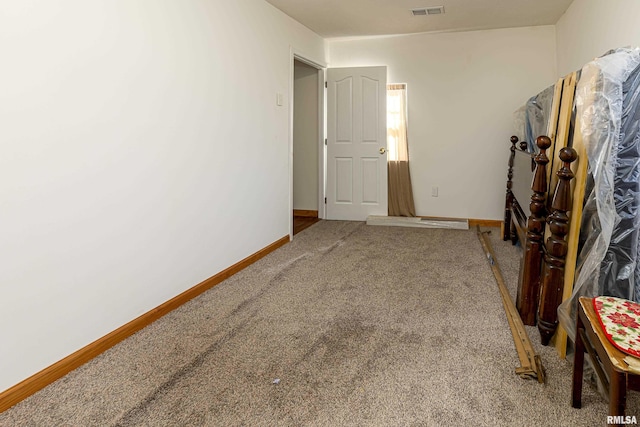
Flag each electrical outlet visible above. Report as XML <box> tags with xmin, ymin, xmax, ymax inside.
<box><xmin>432</xmin><ymin>186</ymin><xmax>438</xmax><ymax>197</ymax></box>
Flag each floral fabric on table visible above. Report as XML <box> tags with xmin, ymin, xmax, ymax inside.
<box><xmin>594</xmin><ymin>296</ymin><xmax>640</xmax><ymax>358</ymax></box>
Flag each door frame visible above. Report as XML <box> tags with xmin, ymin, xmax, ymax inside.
<box><xmin>289</xmin><ymin>48</ymin><xmax>326</xmax><ymax>239</ymax></box>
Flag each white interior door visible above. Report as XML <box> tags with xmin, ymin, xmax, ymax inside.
<box><xmin>326</xmin><ymin>66</ymin><xmax>387</xmax><ymax>221</ymax></box>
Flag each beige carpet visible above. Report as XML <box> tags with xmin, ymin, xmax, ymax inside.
<box><xmin>1</xmin><ymin>220</ymin><xmax>637</xmax><ymax>426</ymax></box>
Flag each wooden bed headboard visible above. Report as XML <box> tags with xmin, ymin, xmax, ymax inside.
<box><xmin>502</xmin><ymin>71</ymin><xmax>585</xmax><ymax>358</ymax></box>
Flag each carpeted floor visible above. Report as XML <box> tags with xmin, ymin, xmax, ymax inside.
<box><xmin>1</xmin><ymin>220</ymin><xmax>638</xmax><ymax>426</ymax></box>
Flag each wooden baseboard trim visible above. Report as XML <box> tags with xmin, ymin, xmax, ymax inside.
<box><xmin>468</xmin><ymin>219</ymin><xmax>503</xmax><ymax>228</ymax></box>
<box><xmin>0</xmin><ymin>235</ymin><xmax>290</xmax><ymax>414</ymax></box>
<box><xmin>293</xmin><ymin>209</ymin><xmax>318</xmax><ymax>218</ymax></box>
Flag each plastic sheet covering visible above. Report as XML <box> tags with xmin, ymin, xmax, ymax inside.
<box><xmin>513</xmin><ymin>105</ymin><xmax>526</xmax><ymax>144</ymax></box>
<box><xmin>558</xmin><ymin>48</ymin><xmax>640</xmax><ymax>341</ymax></box>
<box><xmin>603</xmin><ymin>63</ymin><xmax>640</xmax><ymax>300</ymax></box>
<box><xmin>525</xmin><ymin>85</ymin><xmax>555</xmax><ymax>153</ymax></box>
<box><xmin>512</xmin><ymin>85</ymin><xmax>555</xmax><ymax>153</ymax></box>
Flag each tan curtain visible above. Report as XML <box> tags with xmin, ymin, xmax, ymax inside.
<box><xmin>387</xmin><ymin>84</ymin><xmax>416</xmax><ymax>217</ymax></box>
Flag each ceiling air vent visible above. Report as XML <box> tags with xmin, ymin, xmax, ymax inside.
<box><xmin>411</xmin><ymin>6</ymin><xmax>445</xmax><ymax>16</ymax></box>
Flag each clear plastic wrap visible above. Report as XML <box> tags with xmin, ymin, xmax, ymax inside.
<box><xmin>523</xmin><ymin>85</ymin><xmax>555</xmax><ymax>153</ymax></box>
<box><xmin>512</xmin><ymin>105</ymin><xmax>526</xmax><ymax>144</ymax></box>
<box><xmin>512</xmin><ymin>85</ymin><xmax>555</xmax><ymax>153</ymax></box>
<box><xmin>603</xmin><ymin>63</ymin><xmax>640</xmax><ymax>300</ymax></box>
<box><xmin>558</xmin><ymin>48</ymin><xmax>640</xmax><ymax>341</ymax></box>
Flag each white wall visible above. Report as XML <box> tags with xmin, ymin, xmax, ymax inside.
<box><xmin>293</xmin><ymin>61</ymin><xmax>319</xmax><ymax>211</ymax></box>
<box><xmin>556</xmin><ymin>0</ymin><xmax>640</xmax><ymax>76</ymax></box>
<box><xmin>328</xmin><ymin>26</ymin><xmax>557</xmax><ymax>220</ymax></box>
<box><xmin>0</xmin><ymin>0</ymin><xmax>325</xmax><ymax>393</ymax></box>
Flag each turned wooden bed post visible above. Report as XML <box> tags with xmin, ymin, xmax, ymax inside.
<box><xmin>538</xmin><ymin>147</ymin><xmax>577</xmax><ymax>345</ymax></box>
<box><xmin>503</xmin><ymin>136</ymin><xmax>519</xmax><ymax>241</ymax></box>
<box><xmin>519</xmin><ymin>140</ymin><xmax>528</xmax><ymax>151</ymax></box>
<box><xmin>516</xmin><ymin>136</ymin><xmax>551</xmax><ymax>326</ymax></box>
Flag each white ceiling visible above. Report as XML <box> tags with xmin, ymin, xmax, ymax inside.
<box><xmin>264</xmin><ymin>0</ymin><xmax>575</xmax><ymax>38</ymax></box>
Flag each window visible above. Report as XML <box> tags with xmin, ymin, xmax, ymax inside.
<box><xmin>387</xmin><ymin>83</ymin><xmax>408</xmax><ymax>162</ymax></box>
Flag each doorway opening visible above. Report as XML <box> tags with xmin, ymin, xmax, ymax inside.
<box><xmin>291</xmin><ymin>55</ymin><xmax>324</xmax><ymax>236</ymax></box>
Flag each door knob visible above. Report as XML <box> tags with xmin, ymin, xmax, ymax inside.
<box><xmin>379</xmin><ymin>147</ymin><xmax>387</xmax><ymax>154</ymax></box>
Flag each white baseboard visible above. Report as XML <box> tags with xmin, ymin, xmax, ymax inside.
<box><xmin>366</xmin><ymin>215</ymin><xmax>469</xmax><ymax>230</ymax></box>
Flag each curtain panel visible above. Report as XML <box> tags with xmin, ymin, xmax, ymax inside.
<box><xmin>387</xmin><ymin>84</ymin><xmax>416</xmax><ymax>217</ymax></box>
